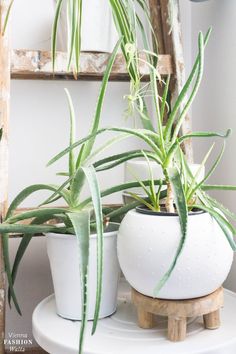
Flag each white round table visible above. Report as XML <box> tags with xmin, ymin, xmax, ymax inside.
<box><xmin>33</xmin><ymin>280</ymin><xmax>236</xmax><ymax>354</ymax></box>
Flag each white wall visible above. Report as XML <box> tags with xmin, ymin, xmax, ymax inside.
<box><xmin>190</xmin><ymin>0</ymin><xmax>236</xmax><ymax>292</ymax></box>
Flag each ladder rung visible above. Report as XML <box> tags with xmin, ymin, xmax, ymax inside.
<box><xmin>11</xmin><ymin>50</ymin><xmax>173</xmax><ymax>81</ymax></box>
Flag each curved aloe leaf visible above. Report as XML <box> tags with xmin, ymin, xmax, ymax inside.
<box><xmin>105</xmin><ymin>200</ymin><xmax>141</xmax><ymax>219</ymax></box>
<box><xmin>52</xmin><ymin>0</ymin><xmax>64</xmax><ymax>72</ymax></box>
<box><xmin>79</xmin><ymin>179</ymin><xmax>165</xmax><ymax>209</ymax></box>
<box><xmin>164</xmin><ymin>28</ymin><xmax>212</xmax><ymax>141</ymax></box>
<box><xmin>7</xmin><ymin>207</ymin><xmax>67</xmax><ymax>224</ymax></box>
<box><xmin>70</xmin><ymin>168</ymin><xmax>85</xmax><ymax>206</ymax></box>
<box><xmin>205</xmin><ymin>194</ymin><xmax>236</xmax><ymax>222</ymax></box>
<box><xmin>94</xmin><ymin>148</ymin><xmax>162</xmax><ymax>173</ymax></box>
<box><xmin>2</xmin><ymin>233</ymin><xmax>21</xmax><ymax>315</ymax></box>
<box><xmin>81</xmin><ymin>166</ymin><xmax>103</xmax><ymax>334</ymax></box>
<box><xmin>5</xmin><ymin>184</ymin><xmax>70</xmax><ymax>221</ymax></box>
<box><xmin>48</xmin><ymin>128</ymin><xmax>107</xmax><ymax>166</ymax></box>
<box><xmin>78</xmin><ymin>38</ymin><xmax>122</xmax><ymax>165</ymax></box>
<box><xmin>47</xmin><ymin>127</ymin><xmax>162</xmax><ymax>167</ymax></box>
<box><xmin>39</xmin><ymin>178</ymin><xmax>72</xmax><ymax>207</ymax></box>
<box><xmin>186</xmin><ymin>143</ymin><xmax>215</xmax><ymax>201</ymax></box>
<box><xmin>164</xmin><ymin>129</ymin><xmax>231</xmax><ymax>168</ymax></box>
<box><xmin>171</xmin><ymin>32</ymin><xmax>205</xmax><ymax>142</ymax></box>
<box><xmin>67</xmin><ymin>0</ymin><xmax>79</xmax><ymax>71</ymax></box>
<box><xmin>8</xmin><ymin>215</ymin><xmax>55</xmax><ymax>306</ymax></box>
<box><xmin>2</xmin><ymin>0</ymin><xmax>15</xmax><ymax>36</ymax></box>
<box><xmin>67</xmin><ymin>211</ymin><xmax>90</xmax><ymax>354</ymax></box>
<box><xmin>192</xmin><ymin>204</ymin><xmax>236</xmax><ymax>251</ymax></box>
<box><xmin>64</xmin><ymin>88</ymin><xmax>76</xmax><ymax>179</ymax></box>
<box><xmin>154</xmin><ymin>167</ymin><xmax>188</xmax><ymax>295</ymax></box>
<box><xmin>201</xmin><ymin>185</ymin><xmax>236</xmax><ymax>191</ymax></box>
<box><xmin>0</xmin><ymin>224</ymin><xmax>68</xmax><ymax>234</ymax></box>
<box><xmin>187</xmin><ymin>141</ymin><xmax>226</xmax><ymax>201</ymax></box>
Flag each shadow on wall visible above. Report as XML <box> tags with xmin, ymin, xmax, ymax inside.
<box><xmin>191</xmin><ymin>0</ymin><xmax>236</xmax><ymax>292</ymax></box>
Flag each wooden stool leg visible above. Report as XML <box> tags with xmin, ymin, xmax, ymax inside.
<box><xmin>137</xmin><ymin>308</ymin><xmax>155</xmax><ymax>329</ymax></box>
<box><xmin>168</xmin><ymin>316</ymin><xmax>187</xmax><ymax>342</ymax></box>
<box><xmin>203</xmin><ymin>310</ymin><xmax>221</xmax><ymax>329</ymax></box>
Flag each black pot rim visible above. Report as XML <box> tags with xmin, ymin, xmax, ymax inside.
<box><xmin>135</xmin><ymin>205</ymin><xmax>205</xmax><ymax>217</ymax></box>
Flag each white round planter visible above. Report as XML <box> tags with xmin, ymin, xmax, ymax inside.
<box><xmin>117</xmin><ymin>209</ymin><xmax>233</xmax><ymax>299</ymax></box>
<box><xmin>54</xmin><ymin>0</ymin><xmax>118</xmax><ymax>52</ymax></box>
<box><xmin>47</xmin><ymin>223</ymin><xmax>120</xmax><ymax>320</ymax></box>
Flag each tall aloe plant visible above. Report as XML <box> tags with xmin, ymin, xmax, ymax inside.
<box><xmin>0</xmin><ymin>36</ymin><xmax>167</xmax><ymax>354</ymax></box>
<box><xmin>0</xmin><ymin>39</ymin><xmax>141</xmax><ymax>354</ymax></box>
<box><xmin>45</xmin><ymin>29</ymin><xmax>236</xmax><ymax>298</ymax></box>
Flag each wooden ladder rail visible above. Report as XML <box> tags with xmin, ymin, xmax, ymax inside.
<box><xmin>149</xmin><ymin>0</ymin><xmax>194</xmax><ymax>163</ymax></box>
<box><xmin>0</xmin><ymin>0</ymin><xmax>11</xmax><ymax>352</ymax></box>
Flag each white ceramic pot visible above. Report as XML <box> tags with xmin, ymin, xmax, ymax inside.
<box><xmin>54</xmin><ymin>0</ymin><xmax>118</xmax><ymax>52</ymax></box>
<box><xmin>117</xmin><ymin>209</ymin><xmax>233</xmax><ymax>299</ymax></box>
<box><xmin>47</xmin><ymin>223</ymin><xmax>120</xmax><ymax>320</ymax></box>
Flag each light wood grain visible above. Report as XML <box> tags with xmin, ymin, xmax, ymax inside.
<box><xmin>132</xmin><ymin>287</ymin><xmax>223</xmax><ymax>342</ymax></box>
<box><xmin>0</xmin><ymin>1</ymin><xmax>11</xmax><ymax>351</ymax></box>
<box><xmin>149</xmin><ymin>0</ymin><xmax>165</xmax><ymax>54</ymax></box>
<box><xmin>203</xmin><ymin>309</ymin><xmax>221</xmax><ymax>329</ymax></box>
<box><xmin>159</xmin><ymin>0</ymin><xmax>194</xmax><ymax>162</ymax></box>
<box><xmin>168</xmin><ymin>316</ymin><xmax>186</xmax><ymax>341</ymax></box>
<box><xmin>11</xmin><ymin>50</ymin><xmax>173</xmax><ymax>81</ymax></box>
<box><xmin>137</xmin><ymin>308</ymin><xmax>155</xmax><ymax>329</ymax></box>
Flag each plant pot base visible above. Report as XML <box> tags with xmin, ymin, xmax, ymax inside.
<box><xmin>132</xmin><ymin>287</ymin><xmax>223</xmax><ymax>342</ymax></box>
<box><xmin>56</xmin><ymin>308</ymin><xmax>117</xmax><ymax>322</ymax></box>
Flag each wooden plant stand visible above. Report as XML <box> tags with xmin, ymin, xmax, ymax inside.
<box><xmin>132</xmin><ymin>287</ymin><xmax>224</xmax><ymax>342</ymax></box>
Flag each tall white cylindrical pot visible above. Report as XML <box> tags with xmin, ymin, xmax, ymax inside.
<box><xmin>54</xmin><ymin>0</ymin><xmax>118</xmax><ymax>52</ymax></box>
<box><xmin>47</xmin><ymin>223</ymin><xmax>120</xmax><ymax>320</ymax></box>
<box><xmin>118</xmin><ymin>209</ymin><xmax>233</xmax><ymax>299</ymax></box>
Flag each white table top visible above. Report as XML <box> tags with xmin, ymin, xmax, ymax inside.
<box><xmin>33</xmin><ymin>280</ymin><xmax>236</xmax><ymax>354</ymax></box>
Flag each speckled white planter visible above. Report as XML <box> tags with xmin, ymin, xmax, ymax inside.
<box><xmin>117</xmin><ymin>210</ymin><xmax>233</xmax><ymax>299</ymax></box>
<box><xmin>47</xmin><ymin>223</ymin><xmax>120</xmax><ymax>320</ymax></box>
<box><xmin>54</xmin><ymin>0</ymin><xmax>118</xmax><ymax>52</ymax></box>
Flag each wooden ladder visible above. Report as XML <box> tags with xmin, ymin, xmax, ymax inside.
<box><xmin>0</xmin><ymin>1</ymin><xmax>193</xmax><ymax>353</ymax></box>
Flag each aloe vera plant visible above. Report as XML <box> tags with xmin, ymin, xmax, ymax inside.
<box><xmin>0</xmin><ymin>40</ymin><xmax>146</xmax><ymax>354</ymax></box>
<box><xmin>0</xmin><ymin>35</ymin><xmax>168</xmax><ymax>353</ymax></box>
<box><xmin>46</xmin><ymin>28</ymin><xmax>236</xmax><ymax>297</ymax></box>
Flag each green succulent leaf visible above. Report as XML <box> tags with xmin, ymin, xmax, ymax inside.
<box><xmin>51</xmin><ymin>0</ymin><xmax>64</xmax><ymax>71</ymax></box>
<box><xmin>202</xmin><ymin>185</ymin><xmax>236</xmax><ymax>191</ymax></box>
<box><xmin>78</xmin><ymin>38</ymin><xmax>122</xmax><ymax>165</ymax></box>
<box><xmin>164</xmin><ymin>129</ymin><xmax>231</xmax><ymax>168</ymax></box>
<box><xmin>8</xmin><ymin>215</ymin><xmax>55</xmax><ymax>307</ymax></box>
<box><xmin>2</xmin><ymin>0</ymin><xmax>15</xmax><ymax>36</ymax></box>
<box><xmin>5</xmin><ymin>184</ymin><xmax>70</xmax><ymax>221</ymax></box>
<box><xmin>64</xmin><ymin>88</ymin><xmax>76</xmax><ymax>179</ymax></box>
<box><xmin>164</xmin><ymin>28</ymin><xmax>212</xmax><ymax>141</ymax></box>
<box><xmin>2</xmin><ymin>233</ymin><xmax>21</xmax><ymax>316</ymax></box>
<box><xmin>80</xmin><ymin>166</ymin><xmax>103</xmax><ymax>335</ymax></box>
<box><xmin>154</xmin><ymin>167</ymin><xmax>188</xmax><ymax>296</ymax></box>
<box><xmin>67</xmin><ymin>210</ymin><xmax>90</xmax><ymax>354</ymax></box>
<box><xmin>191</xmin><ymin>204</ymin><xmax>236</xmax><ymax>251</ymax></box>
